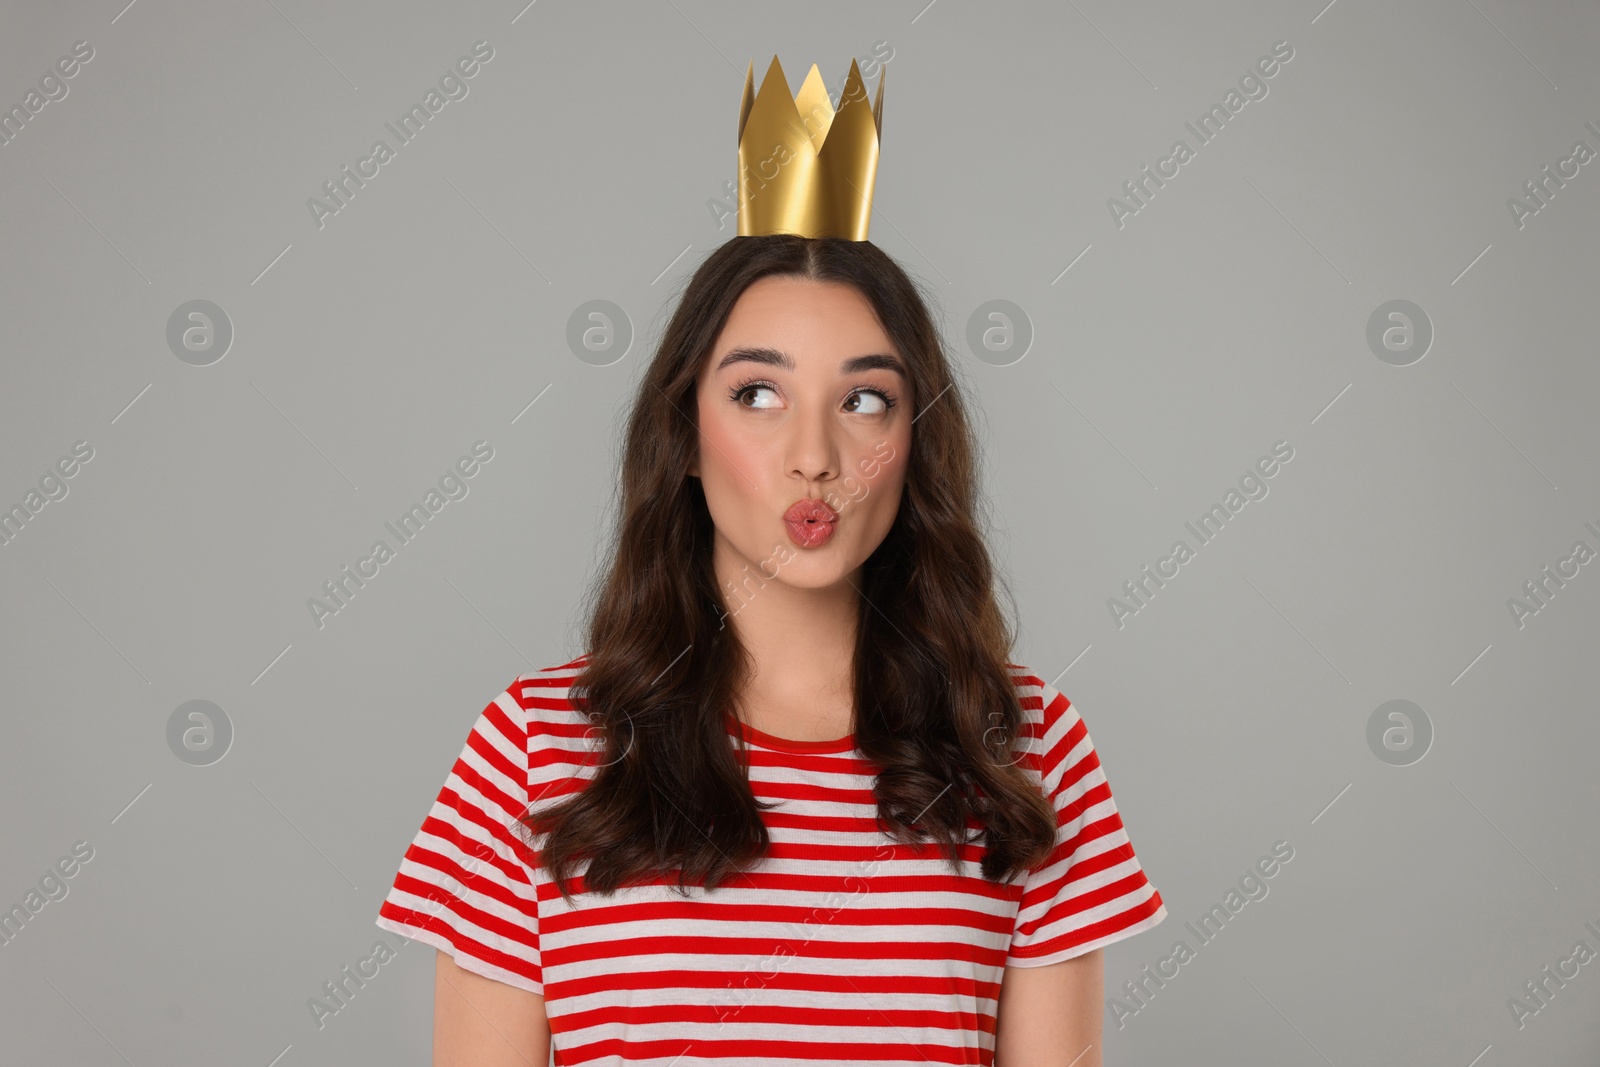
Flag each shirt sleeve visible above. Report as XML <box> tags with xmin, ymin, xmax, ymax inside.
<box><xmin>1006</xmin><ymin>678</ymin><xmax>1167</xmax><ymax>967</ymax></box>
<box><xmin>375</xmin><ymin>678</ymin><xmax>543</xmax><ymax>995</ymax></box>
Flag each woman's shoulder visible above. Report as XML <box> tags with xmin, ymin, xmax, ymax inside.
<box><xmin>457</xmin><ymin>654</ymin><xmax>594</xmax><ymax>763</ymax></box>
<box><xmin>1002</xmin><ymin>662</ymin><xmax>1085</xmax><ymax>753</ymax></box>
<box><xmin>502</xmin><ymin>652</ymin><xmax>590</xmax><ymax>708</ymax></box>
<box><xmin>1004</xmin><ymin>661</ymin><xmax>1070</xmax><ymax>715</ymax></box>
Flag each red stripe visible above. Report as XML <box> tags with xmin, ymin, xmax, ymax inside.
<box><xmin>555</xmin><ymin>998</ymin><xmax>998</xmax><ymax>1040</ymax></box>
<box><xmin>548</xmin><ymin>965</ymin><xmax>1000</xmax><ymax>1003</ymax></box>
<box><xmin>557</xmin><ymin>1035</ymin><xmax>988</xmax><ymax>1066</ymax></box>
<box><xmin>539</xmin><ymin>895</ymin><xmax>1016</xmax><ymax>941</ymax></box>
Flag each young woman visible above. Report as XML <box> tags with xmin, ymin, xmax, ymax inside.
<box><xmin>375</xmin><ymin>235</ymin><xmax>1168</xmax><ymax>1066</ymax></box>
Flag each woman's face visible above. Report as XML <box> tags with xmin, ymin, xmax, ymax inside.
<box><xmin>691</xmin><ymin>274</ymin><xmax>912</xmax><ymax>598</ymax></box>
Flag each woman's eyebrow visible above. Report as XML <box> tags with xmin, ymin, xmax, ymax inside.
<box><xmin>715</xmin><ymin>346</ymin><xmax>907</xmax><ymax>379</ymax></box>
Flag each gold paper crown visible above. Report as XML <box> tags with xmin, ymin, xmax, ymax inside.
<box><xmin>737</xmin><ymin>55</ymin><xmax>885</xmax><ymax>241</ymax></box>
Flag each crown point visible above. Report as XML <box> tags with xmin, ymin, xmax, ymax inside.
<box><xmin>873</xmin><ymin>64</ymin><xmax>885</xmax><ymax>138</ymax></box>
<box><xmin>739</xmin><ymin>60</ymin><xmax>756</xmax><ymax>140</ymax></box>
<box><xmin>793</xmin><ymin>64</ymin><xmax>834</xmax><ymax>152</ymax></box>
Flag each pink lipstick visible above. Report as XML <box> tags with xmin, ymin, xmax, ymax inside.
<box><xmin>783</xmin><ymin>498</ymin><xmax>838</xmax><ymax>548</ymax></box>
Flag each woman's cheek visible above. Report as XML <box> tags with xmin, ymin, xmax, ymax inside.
<box><xmin>700</xmin><ymin>415</ymin><xmax>753</xmax><ymax>486</ymax></box>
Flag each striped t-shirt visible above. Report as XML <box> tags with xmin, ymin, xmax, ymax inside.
<box><xmin>375</xmin><ymin>655</ymin><xmax>1166</xmax><ymax>1064</ymax></box>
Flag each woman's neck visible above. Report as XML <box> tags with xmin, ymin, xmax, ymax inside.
<box><xmin>714</xmin><ymin>545</ymin><xmax>860</xmax><ymax>742</ymax></box>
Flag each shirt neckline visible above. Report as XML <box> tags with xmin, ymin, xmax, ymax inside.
<box><xmin>723</xmin><ymin>711</ymin><xmax>856</xmax><ymax>754</ymax></box>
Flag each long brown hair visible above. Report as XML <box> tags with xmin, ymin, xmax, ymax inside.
<box><xmin>520</xmin><ymin>234</ymin><xmax>1058</xmax><ymax>901</ymax></box>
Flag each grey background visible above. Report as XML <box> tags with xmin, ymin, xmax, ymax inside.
<box><xmin>1</xmin><ymin>0</ymin><xmax>1596</xmax><ymax>1064</ymax></box>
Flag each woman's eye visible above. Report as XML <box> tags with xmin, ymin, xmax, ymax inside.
<box><xmin>735</xmin><ymin>384</ymin><xmax>781</xmax><ymax>408</ymax></box>
<box><xmin>845</xmin><ymin>390</ymin><xmax>889</xmax><ymax>415</ymax></box>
